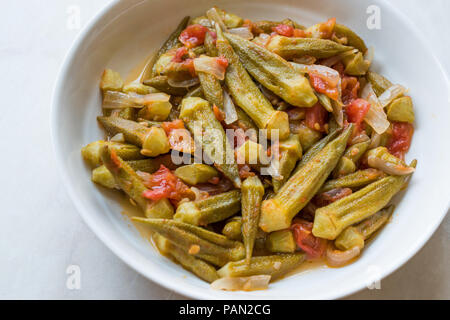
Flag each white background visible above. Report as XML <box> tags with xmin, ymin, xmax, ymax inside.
<box><xmin>0</xmin><ymin>0</ymin><xmax>449</xmax><ymax>299</ymax></box>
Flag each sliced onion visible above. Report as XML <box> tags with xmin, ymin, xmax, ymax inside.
<box><xmin>167</xmin><ymin>76</ymin><xmax>199</xmax><ymax>88</ymax></box>
<box><xmin>293</xmin><ymin>56</ymin><xmax>317</xmax><ymax>65</ymax></box>
<box><xmin>211</xmin><ymin>275</ymin><xmax>271</xmax><ymax>291</ymax></box>
<box><xmin>223</xmin><ymin>89</ymin><xmax>238</xmax><ymax>124</ymax></box>
<box><xmin>326</xmin><ymin>245</ymin><xmax>361</xmax><ymax>267</ymax></box>
<box><xmin>190</xmin><ymin>187</ymin><xmax>209</xmax><ymax>201</ymax></box>
<box><xmin>194</xmin><ymin>55</ymin><xmax>227</xmax><ymax>81</ymax></box>
<box><xmin>364</xmin><ymin>46</ymin><xmax>375</xmax><ymax>66</ymax></box>
<box><xmin>227</xmin><ymin>27</ymin><xmax>254</xmax><ymax>40</ymax></box>
<box><xmin>206</xmin><ymin>7</ymin><xmax>227</xmax><ymax>31</ymax></box>
<box><xmin>377</xmin><ymin>84</ymin><xmax>407</xmax><ymax>108</ymax></box>
<box><xmin>348</xmin><ymin>131</ymin><xmax>370</xmax><ymax>145</ymax></box>
<box><xmin>110</xmin><ymin>133</ymin><xmax>125</xmax><ymax>143</ymax></box>
<box><xmin>102</xmin><ymin>91</ymin><xmax>140</xmax><ymax>109</ymax></box>
<box><xmin>253</xmin><ymin>33</ymin><xmax>271</xmax><ymax>47</ymax></box>
<box><xmin>367</xmin><ymin>155</ymin><xmax>415</xmax><ymax>175</ymax></box>
<box><xmin>361</xmin><ymin>83</ymin><xmax>390</xmax><ymax>134</ymax></box>
<box><xmin>129</xmin><ymin>92</ymin><xmax>170</xmax><ymax>105</ymax></box>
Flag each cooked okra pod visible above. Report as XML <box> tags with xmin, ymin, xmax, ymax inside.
<box><xmin>333</xmin><ymin>24</ymin><xmax>368</xmax><ymax>53</ymax></box>
<box><xmin>225</xmin><ymin>33</ymin><xmax>317</xmax><ymax>108</ymax></box>
<box><xmin>321</xmin><ymin>169</ymin><xmax>385</xmax><ymax>192</ymax></box>
<box><xmin>100</xmin><ymin>144</ymin><xmax>174</xmax><ymax>219</ymax></box>
<box><xmin>241</xmin><ymin>176</ymin><xmax>265</xmax><ymax>262</ymax></box>
<box><xmin>272</xmin><ymin>134</ymin><xmax>303</xmax><ymax>193</ymax></box>
<box><xmin>174</xmin><ymin>190</ymin><xmax>241</xmax><ymax>226</ymax></box>
<box><xmin>215</xmin><ymin>24</ymin><xmax>290</xmax><ymax>139</ymax></box>
<box><xmin>217</xmin><ymin>253</ymin><xmax>305</xmax><ymax>280</ymax></box>
<box><xmin>174</xmin><ymin>164</ymin><xmax>218</xmax><ymax>185</ymax></box>
<box><xmin>82</xmin><ymin>140</ymin><xmax>144</xmax><ymax>167</ymax></box>
<box><xmin>313</xmin><ymin>161</ymin><xmax>416</xmax><ymax>239</ymax></box>
<box><xmin>335</xmin><ymin>205</ymin><xmax>394</xmax><ymax>251</ymax></box>
<box><xmin>266</xmin><ymin>35</ymin><xmax>353</xmax><ymax>60</ymax></box>
<box><xmin>366</xmin><ymin>71</ymin><xmax>393</xmax><ymax>97</ymax></box>
<box><xmin>222</xmin><ymin>217</ymin><xmax>243</xmax><ymax>241</ymax></box>
<box><xmin>180</xmin><ymin>97</ymin><xmax>241</xmax><ymax>187</ymax></box>
<box><xmin>260</xmin><ymin>125</ymin><xmax>353</xmax><ymax>232</ymax></box>
<box><xmin>132</xmin><ymin>218</ymin><xmax>245</xmax><ymax>266</ymax></box>
<box><xmin>332</xmin><ymin>140</ymin><xmax>370</xmax><ymax>178</ymax></box>
<box><xmin>386</xmin><ymin>96</ymin><xmax>415</xmax><ymax>123</ymax></box>
<box><xmin>265</xmin><ymin>230</ymin><xmax>297</xmax><ymax>253</ymax></box>
<box><xmin>366</xmin><ymin>147</ymin><xmax>415</xmax><ymax>175</ymax></box>
<box><xmin>143</xmin><ymin>75</ymin><xmax>189</xmax><ymax>96</ymax></box>
<box><xmin>153</xmin><ymin>234</ymin><xmax>219</xmax><ymax>283</ymax></box>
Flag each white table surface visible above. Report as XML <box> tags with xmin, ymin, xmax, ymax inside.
<box><xmin>0</xmin><ymin>0</ymin><xmax>448</xmax><ymax>300</ymax></box>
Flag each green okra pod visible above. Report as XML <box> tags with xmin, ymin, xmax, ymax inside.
<box><xmin>144</xmin><ymin>75</ymin><xmax>189</xmax><ymax>96</ymax></box>
<box><xmin>174</xmin><ymin>190</ymin><xmax>241</xmax><ymax>226</ymax></box>
<box><xmin>198</xmin><ymin>71</ymin><xmax>224</xmax><ymax>108</ymax></box>
<box><xmin>265</xmin><ymin>230</ymin><xmax>297</xmax><ymax>253</ymax></box>
<box><xmin>100</xmin><ymin>69</ymin><xmax>124</xmax><ymax>92</ymax></box>
<box><xmin>272</xmin><ymin>134</ymin><xmax>303</xmax><ymax>193</ymax></box>
<box><xmin>266</xmin><ymin>35</ymin><xmax>353</xmax><ymax>60</ymax></box>
<box><xmin>241</xmin><ymin>176</ymin><xmax>265</xmax><ymax>262</ymax></box>
<box><xmin>224</xmin><ymin>33</ymin><xmax>317</xmax><ymax>108</ymax></box>
<box><xmin>100</xmin><ymin>144</ymin><xmax>174</xmax><ymax>219</ymax></box>
<box><xmin>332</xmin><ymin>140</ymin><xmax>370</xmax><ymax>178</ymax></box>
<box><xmin>222</xmin><ymin>217</ymin><xmax>243</xmax><ymax>241</ymax></box>
<box><xmin>260</xmin><ymin>125</ymin><xmax>353</xmax><ymax>232</ymax></box>
<box><xmin>386</xmin><ymin>96</ymin><xmax>415</xmax><ymax>123</ymax></box>
<box><xmin>366</xmin><ymin>71</ymin><xmax>393</xmax><ymax>97</ymax></box>
<box><xmin>97</xmin><ymin>116</ymin><xmax>170</xmax><ymax>157</ymax></box>
<box><xmin>180</xmin><ymin>97</ymin><xmax>241</xmax><ymax>187</ymax></box>
<box><xmin>292</xmin><ymin>128</ymin><xmax>341</xmax><ymax>175</ymax></box>
<box><xmin>132</xmin><ymin>218</ymin><xmax>245</xmax><ymax>266</ymax></box>
<box><xmin>148</xmin><ymin>16</ymin><xmax>190</xmax><ymax>78</ymax></box>
<box><xmin>320</xmin><ymin>169</ymin><xmax>385</xmax><ymax>192</ymax></box>
<box><xmin>313</xmin><ymin>161</ymin><xmax>416</xmax><ymax>239</ymax></box>
<box><xmin>217</xmin><ymin>253</ymin><xmax>305</xmax><ymax>280</ymax></box>
<box><xmin>291</xmin><ymin>121</ymin><xmax>323</xmax><ymax>151</ymax></box>
<box><xmin>333</xmin><ymin>24</ymin><xmax>368</xmax><ymax>53</ymax></box>
<box><xmin>82</xmin><ymin>140</ymin><xmax>145</xmax><ymax>167</ymax></box>
<box><xmin>342</xmin><ymin>51</ymin><xmax>370</xmax><ymax>76</ymax></box>
<box><xmin>153</xmin><ymin>234</ymin><xmax>219</xmax><ymax>283</ymax></box>
<box><xmin>335</xmin><ymin>205</ymin><xmax>394</xmax><ymax>251</ymax></box>
<box><xmin>174</xmin><ymin>164</ymin><xmax>219</xmax><ymax>185</ymax></box>
<box><xmin>215</xmin><ymin>24</ymin><xmax>290</xmax><ymax>139</ymax></box>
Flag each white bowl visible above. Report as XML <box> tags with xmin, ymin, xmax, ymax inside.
<box><xmin>52</xmin><ymin>0</ymin><xmax>450</xmax><ymax>299</ymax></box>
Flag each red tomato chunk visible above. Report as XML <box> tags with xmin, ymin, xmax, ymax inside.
<box><xmin>291</xmin><ymin>219</ymin><xmax>327</xmax><ymax>259</ymax></box>
<box><xmin>387</xmin><ymin>122</ymin><xmax>414</xmax><ymax>159</ymax></box>
<box><xmin>142</xmin><ymin>165</ymin><xmax>191</xmax><ymax>203</ymax></box>
<box><xmin>179</xmin><ymin>24</ymin><xmax>209</xmax><ymax>48</ymax></box>
<box><xmin>305</xmin><ymin>103</ymin><xmax>328</xmax><ymax>132</ymax></box>
<box><xmin>345</xmin><ymin>98</ymin><xmax>371</xmax><ymax>130</ymax></box>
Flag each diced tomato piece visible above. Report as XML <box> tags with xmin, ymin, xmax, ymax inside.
<box><xmin>162</xmin><ymin>119</ymin><xmax>185</xmax><ymax>134</ymax></box>
<box><xmin>318</xmin><ymin>18</ymin><xmax>336</xmax><ymax>39</ymax></box>
<box><xmin>291</xmin><ymin>219</ymin><xmax>328</xmax><ymax>259</ymax></box>
<box><xmin>238</xmin><ymin>164</ymin><xmax>255</xmax><ymax>179</ymax></box>
<box><xmin>216</xmin><ymin>56</ymin><xmax>229</xmax><ymax>69</ymax></box>
<box><xmin>345</xmin><ymin>98</ymin><xmax>371</xmax><ymax>131</ymax></box>
<box><xmin>305</xmin><ymin>103</ymin><xmax>328</xmax><ymax>132</ymax></box>
<box><xmin>141</xmin><ymin>165</ymin><xmax>192</xmax><ymax>204</ymax></box>
<box><xmin>179</xmin><ymin>24</ymin><xmax>209</xmax><ymax>48</ymax></box>
<box><xmin>110</xmin><ymin>149</ymin><xmax>122</xmax><ymax>172</ymax></box>
<box><xmin>332</xmin><ymin>62</ymin><xmax>345</xmax><ymax>77</ymax></box>
<box><xmin>387</xmin><ymin>122</ymin><xmax>414</xmax><ymax>159</ymax></box>
<box><xmin>213</xmin><ymin>105</ymin><xmax>225</xmax><ymax>122</ymax></box>
<box><xmin>341</xmin><ymin>76</ymin><xmax>360</xmax><ymax>105</ymax></box>
<box><xmin>308</xmin><ymin>72</ymin><xmax>340</xmax><ymax>101</ymax></box>
<box><xmin>293</xmin><ymin>28</ymin><xmax>309</xmax><ymax>38</ymax></box>
<box><xmin>314</xmin><ymin>188</ymin><xmax>352</xmax><ymax>207</ymax></box>
<box><xmin>162</xmin><ymin>120</ymin><xmax>194</xmax><ymax>154</ymax></box>
<box><xmin>172</xmin><ymin>47</ymin><xmax>189</xmax><ymax>63</ymax></box>
<box><xmin>272</xmin><ymin>24</ymin><xmax>294</xmax><ymax>37</ymax></box>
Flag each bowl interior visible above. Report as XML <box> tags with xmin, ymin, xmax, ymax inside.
<box><xmin>53</xmin><ymin>0</ymin><xmax>450</xmax><ymax>299</ymax></box>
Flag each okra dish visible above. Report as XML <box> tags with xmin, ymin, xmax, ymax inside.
<box><xmin>82</xmin><ymin>7</ymin><xmax>417</xmax><ymax>291</ymax></box>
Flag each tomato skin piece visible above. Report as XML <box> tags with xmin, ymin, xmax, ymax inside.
<box><xmin>179</xmin><ymin>24</ymin><xmax>209</xmax><ymax>48</ymax></box>
<box><xmin>291</xmin><ymin>219</ymin><xmax>328</xmax><ymax>259</ymax></box>
<box><xmin>162</xmin><ymin>119</ymin><xmax>185</xmax><ymax>134</ymax></box>
<box><xmin>293</xmin><ymin>28</ymin><xmax>309</xmax><ymax>38</ymax></box>
<box><xmin>305</xmin><ymin>103</ymin><xmax>328</xmax><ymax>133</ymax></box>
<box><xmin>341</xmin><ymin>76</ymin><xmax>360</xmax><ymax>105</ymax></box>
<box><xmin>141</xmin><ymin>165</ymin><xmax>191</xmax><ymax>203</ymax></box>
<box><xmin>318</xmin><ymin>18</ymin><xmax>336</xmax><ymax>39</ymax></box>
<box><xmin>272</xmin><ymin>24</ymin><xmax>294</xmax><ymax>37</ymax></box>
<box><xmin>345</xmin><ymin>98</ymin><xmax>371</xmax><ymax>130</ymax></box>
<box><xmin>308</xmin><ymin>72</ymin><xmax>340</xmax><ymax>101</ymax></box>
<box><xmin>387</xmin><ymin>122</ymin><xmax>414</xmax><ymax>159</ymax></box>
<box><xmin>314</xmin><ymin>188</ymin><xmax>352</xmax><ymax>207</ymax></box>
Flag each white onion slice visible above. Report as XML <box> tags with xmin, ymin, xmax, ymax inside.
<box><xmin>211</xmin><ymin>275</ymin><xmax>271</xmax><ymax>291</ymax></box>
<box><xmin>361</xmin><ymin>83</ymin><xmax>390</xmax><ymax>134</ymax></box>
<box><xmin>364</xmin><ymin>46</ymin><xmax>375</xmax><ymax>66</ymax></box>
<box><xmin>129</xmin><ymin>92</ymin><xmax>170</xmax><ymax>105</ymax></box>
<box><xmin>206</xmin><ymin>7</ymin><xmax>227</xmax><ymax>31</ymax></box>
<box><xmin>194</xmin><ymin>55</ymin><xmax>227</xmax><ymax>80</ymax></box>
<box><xmin>367</xmin><ymin>155</ymin><xmax>415</xmax><ymax>175</ymax></box>
<box><xmin>326</xmin><ymin>245</ymin><xmax>361</xmax><ymax>267</ymax></box>
<box><xmin>223</xmin><ymin>89</ymin><xmax>238</xmax><ymax>124</ymax></box>
<box><xmin>377</xmin><ymin>84</ymin><xmax>407</xmax><ymax>108</ymax></box>
<box><xmin>102</xmin><ymin>91</ymin><xmax>140</xmax><ymax>109</ymax></box>
<box><xmin>292</xmin><ymin>56</ymin><xmax>317</xmax><ymax>65</ymax></box>
<box><xmin>110</xmin><ymin>133</ymin><xmax>125</xmax><ymax>143</ymax></box>
<box><xmin>227</xmin><ymin>27</ymin><xmax>254</xmax><ymax>40</ymax></box>
<box><xmin>167</xmin><ymin>77</ymin><xmax>199</xmax><ymax>88</ymax></box>
<box><xmin>253</xmin><ymin>33</ymin><xmax>271</xmax><ymax>47</ymax></box>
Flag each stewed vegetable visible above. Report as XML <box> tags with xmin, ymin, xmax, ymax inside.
<box><xmin>82</xmin><ymin>7</ymin><xmax>416</xmax><ymax>291</ymax></box>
